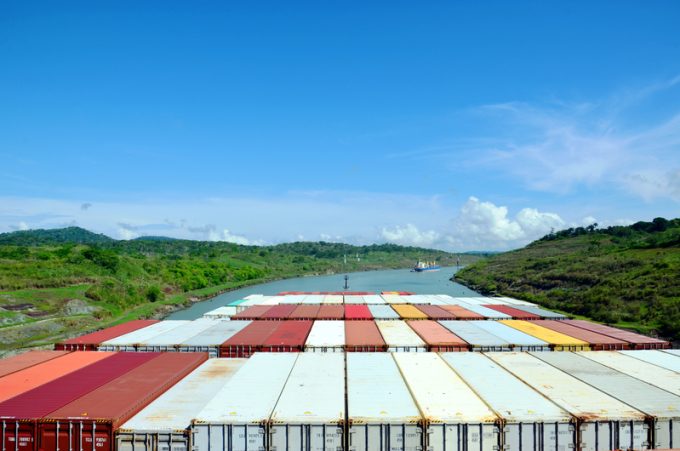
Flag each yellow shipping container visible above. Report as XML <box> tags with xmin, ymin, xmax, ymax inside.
<box><xmin>499</xmin><ymin>320</ymin><xmax>591</xmax><ymax>351</ymax></box>
<box><xmin>392</xmin><ymin>304</ymin><xmax>428</xmax><ymax>320</ymax></box>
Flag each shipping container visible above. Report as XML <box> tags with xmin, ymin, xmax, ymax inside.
<box><xmin>0</xmin><ymin>353</ymin><xmax>157</xmax><ymax>451</ymax></box>
<box><xmin>406</xmin><ymin>320</ymin><xmax>468</xmax><ymax>352</ymax></box>
<box><xmin>344</xmin><ymin>295</ymin><xmax>365</xmax><ymax>304</ymax></box>
<box><xmin>531</xmin><ymin>320</ymin><xmax>628</xmax><ymax>350</ymax></box>
<box><xmin>472</xmin><ymin>297</ymin><xmax>507</xmax><ymax>305</ymax></box>
<box><xmin>260</xmin><ymin>304</ymin><xmax>297</xmax><ymax>320</ymax></box>
<box><xmin>456</xmin><ymin>302</ymin><xmax>513</xmax><ymax>319</ymax></box>
<box><xmin>227</xmin><ymin>298</ymin><xmax>248</xmax><ymax>306</ymax></box>
<box><xmin>381</xmin><ymin>294</ymin><xmax>405</xmax><ymax>304</ymax></box>
<box><xmin>440</xmin><ymin>353</ymin><xmax>576</xmax><ymax>451</ymax></box>
<box><xmin>482</xmin><ymin>304</ymin><xmax>540</xmax><ymax>320</ymax></box>
<box><xmin>192</xmin><ymin>353</ymin><xmax>299</xmax><ymax>451</ymax></box>
<box><xmin>40</xmin><ymin>353</ymin><xmax>207</xmax><ymax>451</ymax></box>
<box><xmin>414</xmin><ymin>305</ymin><xmax>457</xmax><ymax>320</ymax></box>
<box><xmin>368</xmin><ymin>305</ymin><xmax>399</xmax><ymax>320</ymax></box>
<box><xmin>322</xmin><ymin>295</ymin><xmax>343</xmax><ymax>304</ymax></box>
<box><xmin>279</xmin><ymin>295</ymin><xmax>306</xmax><ymax>304</ymax></box>
<box><xmin>663</xmin><ymin>349</ymin><xmax>680</xmax><ymax>358</ymax></box>
<box><xmin>347</xmin><ymin>353</ymin><xmax>422</xmax><ymax>451</ymax></box>
<box><xmin>418</xmin><ymin>295</ymin><xmax>446</xmax><ymax>305</ymax></box>
<box><xmin>263</xmin><ymin>296</ymin><xmax>287</xmax><ymax>305</ymax></box>
<box><xmin>55</xmin><ymin>320</ymin><xmax>159</xmax><ymax>351</ymax></box>
<box><xmin>270</xmin><ymin>353</ymin><xmax>345</xmax><ymax>451</ymax></box>
<box><xmin>116</xmin><ymin>358</ymin><xmax>247</xmax><ymax>451</ymax></box>
<box><xmin>302</xmin><ymin>295</ymin><xmax>325</xmax><ymax>304</ymax></box>
<box><xmin>487</xmin><ymin>352</ymin><xmax>648</xmax><ymax>451</ymax></box>
<box><xmin>495</xmin><ymin>296</ymin><xmax>537</xmax><ymax>307</ymax></box>
<box><xmin>375</xmin><ymin>320</ymin><xmax>427</xmax><ymax>352</ymax></box>
<box><xmin>288</xmin><ymin>304</ymin><xmax>321</xmax><ymax>320</ymax></box>
<box><xmin>0</xmin><ymin>351</ymin><xmax>69</xmax><ymax>378</ymax></box>
<box><xmin>345</xmin><ymin>305</ymin><xmax>373</xmax><ymax>320</ymax></box>
<box><xmin>345</xmin><ymin>321</ymin><xmax>387</xmax><ymax>352</ymax></box>
<box><xmin>240</xmin><ymin>295</ymin><xmax>267</xmax><ymax>306</ymax></box>
<box><xmin>304</xmin><ymin>320</ymin><xmax>345</xmax><ymax>352</ymax></box>
<box><xmin>505</xmin><ymin>305</ymin><xmax>567</xmax><ymax>319</ymax></box>
<box><xmin>401</xmin><ymin>295</ymin><xmax>430</xmax><ymax>305</ymax></box>
<box><xmin>98</xmin><ymin>321</ymin><xmax>189</xmax><ymax>351</ymax></box>
<box><xmin>451</xmin><ymin>297</ymin><xmax>487</xmax><ymax>306</ymax></box>
<box><xmin>136</xmin><ymin>318</ymin><xmax>219</xmax><ymax>352</ymax></box>
<box><xmin>579</xmin><ymin>351</ymin><xmax>680</xmax><ymax>396</ymax></box>
<box><xmin>499</xmin><ymin>320</ymin><xmax>590</xmax><ymax>351</ymax></box>
<box><xmin>439</xmin><ymin>321</ymin><xmax>512</xmax><ymax>351</ymax></box>
<box><xmin>472</xmin><ymin>321</ymin><xmax>550</xmax><ymax>351</ymax></box>
<box><xmin>392</xmin><ymin>304</ymin><xmax>428</xmax><ymax>320</ymax></box>
<box><xmin>230</xmin><ymin>305</ymin><xmax>273</xmax><ymax>320</ymax></box>
<box><xmin>620</xmin><ymin>350</ymin><xmax>680</xmax><ymax>372</ymax></box>
<box><xmin>393</xmin><ymin>353</ymin><xmax>500</xmax><ymax>451</ymax></box>
<box><xmin>261</xmin><ymin>320</ymin><xmax>313</xmax><ymax>352</ymax></box>
<box><xmin>532</xmin><ymin>351</ymin><xmax>680</xmax><ymax>449</ymax></box>
<box><xmin>439</xmin><ymin>304</ymin><xmax>485</xmax><ymax>320</ymax></box>
<box><xmin>219</xmin><ymin>321</ymin><xmax>281</xmax><ymax>357</ymax></box>
<box><xmin>564</xmin><ymin>320</ymin><xmax>670</xmax><ymax>349</ymax></box>
<box><xmin>362</xmin><ymin>295</ymin><xmax>386</xmax><ymax>304</ymax></box>
<box><xmin>0</xmin><ymin>351</ymin><xmax>115</xmax><ymax>403</ymax></box>
<box><xmin>177</xmin><ymin>320</ymin><xmax>251</xmax><ymax>357</ymax></box>
<box><xmin>203</xmin><ymin>306</ymin><xmax>238</xmax><ymax>318</ymax></box>
<box><xmin>317</xmin><ymin>304</ymin><xmax>344</xmax><ymax>320</ymax></box>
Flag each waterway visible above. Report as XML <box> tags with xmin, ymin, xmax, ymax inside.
<box><xmin>168</xmin><ymin>266</ymin><xmax>480</xmax><ymax>320</ymax></box>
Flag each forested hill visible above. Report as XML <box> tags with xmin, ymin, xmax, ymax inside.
<box><xmin>456</xmin><ymin>217</ymin><xmax>680</xmax><ymax>341</ymax></box>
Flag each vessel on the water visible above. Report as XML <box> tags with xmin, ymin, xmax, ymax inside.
<box><xmin>412</xmin><ymin>260</ymin><xmax>440</xmax><ymax>272</ymax></box>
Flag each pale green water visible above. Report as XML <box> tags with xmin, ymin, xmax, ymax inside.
<box><xmin>168</xmin><ymin>266</ymin><xmax>480</xmax><ymax>320</ymax></box>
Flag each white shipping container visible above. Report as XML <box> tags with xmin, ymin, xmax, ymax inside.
<box><xmin>263</xmin><ymin>296</ymin><xmax>286</xmax><ymax>305</ymax></box>
<box><xmin>496</xmin><ymin>297</ymin><xmax>537</xmax><ymax>307</ymax></box>
<box><xmin>304</xmin><ymin>320</ymin><xmax>345</xmax><ymax>352</ymax></box>
<box><xmin>241</xmin><ymin>295</ymin><xmax>267</xmax><ymax>306</ymax></box>
<box><xmin>136</xmin><ymin>318</ymin><xmax>219</xmax><ymax>352</ymax></box>
<box><xmin>362</xmin><ymin>295</ymin><xmax>385</xmax><ymax>304</ymax></box>
<box><xmin>509</xmin><ymin>305</ymin><xmax>567</xmax><ymax>319</ymax></box>
<box><xmin>368</xmin><ymin>305</ymin><xmax>399</xmax><ymax>320</ymax></box>
<box><xmin>451</xmin><ymin>297</ymin><xmax>487</xmax><ymax>306</ymax></box>
<box><xmin>347</xmin><ymin>353</ymin><xmax>423</xmax><ymax>451</ymax></box>
<box><xmin>381</xmin><ymin>294</ymin><xmax>406</xmax><ymax>304</ymax></box>
<box><xmin>579</xmin><ymin>351</ymin><xmax>680</xmax><ymax>396</ymax></box>
<box><xmin>452</xmin><ymin>301</ymin><xmax>512</xmax><ymax>319</ymax></box>
<box><xmin>440</xmin><ymin>353</ymin><xmax>575</xmax><ymax>451</ymax></box>
<box><xmin>270</xmin><ymin>353</ymin><xmax>345</xmax><ymax>451</ymax></box>
<box><xmin>472</xmin><ymin>297</ymin><xmax>508</xmax><ymax>305</ymax></box>
<box><xmin>620</xmin><ymin>350</ymin><xmax>680</xmax><ymax>372</ymax></box>
<box><xmin>419</xmin><ymin>295</ymin><xmax>445</xmax><ymax>305</ymax></box>
<box><xmin>393</xmin><ymin>353</ymin><xmax>499</xmax><ymax>451</ymax></box>
<box><xmin>439</xmin><ymin>321</ymin><xmax>512</xmax><ymax>351</ymax></box>
<box><xmin>98</xmin><ymin>320</ymin><xmax>189</xmax><ymax>351</ymax></box>
<box><xmin>487</xmin><ymin>352</ymin><xmax>648</xmax><ymax>451</ymax></box>
<box><xmin>375</xmin><ymin>320</ymin><xmax>426</xmax><ymax>352</ymax></box>
<box><xmin>177</xmin><ymin>320</ymin><xmax>252</xmax><ymax>357</ymax></box>
<box><xmin>303</xmin><ymin>295</ymin><xmax>325</xmax><ymax>304</ymax></box>
<box><xmin>533</xmin><ymin>351</ymin><xmax>680</xmax><ymax>449</ymax></box>
<box><xmin>117</xmin><ymin>358</ymin><xmax>247</xmax><ymax>451</ymax></box>
<box><xmin>192</xmin><ymin>353</ymin><xmax>299</xmax><ymax>451</ymax></box>
<box><xmin>663</xmin><ymin>349</ymin><xmax>680</xmax><ymax>358</ymax></box>
<box><xmin>322</xmin><ymin>295</ymin><xmax>343</xmax><ymax>304</ymax></box>
<box><xmin>472</xmin><ymin>321</ymin><xmax>550</xmax><ymax>351</ymax></box>
<box><xmin>344</xmin><ymin>295</ymin><xmax>366</xmax><ymax>304</ymax></box>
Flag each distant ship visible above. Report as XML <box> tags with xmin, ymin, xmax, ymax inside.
<box><xmin>412</xmin><ymin>260</ymin><xmax>441</xmax><ymax>272</ymax></box>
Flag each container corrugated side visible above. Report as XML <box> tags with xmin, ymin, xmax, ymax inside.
<box><xmin>393</xmin><ymin>353</ymin><xmax>500</xmax><ymax>451</ymax></box>
<box><xmin>507</xmin><ymin>304</ymin><xmax>568</xmax><ymax>319</ymax></box>
<box><xmin>565</xmin><ymin>320</ymin><xmax>670</xmax><ymax>349</ymax></box>
<box><xmin>533</xmin><ymin>351</ymin><xmax>680</xmax><ymax>449</ymax></box>
<box><xmin>177</xmin><ymin>320</ymin><xmax>251</xmax><ymax>357</ymax></box>
<box><xmin>620</xmin><ymin>350</ymin><xmax>680</xmax><ymax>372</ymax></box>
<box><xmin>261</xmin><ymin>320</ymin><xmax>313</xmax><ymax>352</ymax></box>
<box><xmin>531</xmin><ymin>320</ymin><xmax>628</xmax><ymax>350</ymax></box>
<box><xmin>499</xmin><ymin>320</ymin><xmax>590</xmax><ymax>350</ymax></box>
<box><xmin>368</xmin><ymin>305</ymin><xmax>399</xmax><ymax>319</ymax></box>
<box><xmin>270</xmin><ymin>353</ymin><xmax>345</xmax><ymax>451</ymax></box>
<box><xmin>345</xmin><ymin>321</ymin><xmax>387</xmax><ymax>352</ymax></box>
<box><xmin>579</xmin><ymin>351</ymin><xmax>680</xmax><ymax>396</ymax></box>
<box><xmin>41</xmin><ymin>353</ymin><xmax>208</xmax><ymax>451</ymax></box>
<box><xmin>116</xmin><ymin>359</ymin><xmax>247</xmax><ymax>451</ymax></box>
<box><xmin>441</xmin><ymin>353</ymin><xmax>576</xmax><ymax>451</ymax></box>
<box><xmin>98</xmin><ymin>321</ymin><xmax>189</xmax><ymax>351</ymax></box>
<box><xmin>219</xmin><ymin>321</ymin><xmax>281</xmax><ymax>357</ymax></box>
<box><xmin>439</xmin><ymin>321</ymin><xmax>512</xmax><ymax>351</ymax></box>
<box><xmin>472</xmin><ymin>321</ymin><xmax>551</xmax><ymax>351</ymax></box>
<box><xmin>347</xmin><ymin>353</ymin><xmax>422</xmax><ymax>451</ymax></box>
<box><xmin>55</xmin><ymin>320</ymin><xmax>160</xmax><ymax>351</ymax></box>
<box><xmin>487</xmin><ymin>352</ymin><xmax>648</xmax><ymax>451</ymax></box>
<box><xmin>406</xmin><ymin>320</ymin><xmax>468</xmax><ymax>352</ymax></box>
<box><xmin>482</xmin><ymin>304</ymin><xmax>541</xmax><ymax>319</ymax></box>
<box><xmin>375</xmin><ymin>320</ymin><xmax>426</xmax><ymax>352</ymax></box>
<box><xmin>192</xmin><ymin>353</ymin><xmax>298</xmax><ymax>451</ymax></box>
<box><xmin>136</xmin><ymin>318</ymin><xmax>219</xmax><ymax>352</ymax></box>
<box><xmin>0</xmin><ymin>351</ymin><xmax>69</xmax><ymax>378</ymax></box>
<box><xmin>304</xmin><ymin>320</ymin><xmax>345</xmax><ymax>352</ymax></box>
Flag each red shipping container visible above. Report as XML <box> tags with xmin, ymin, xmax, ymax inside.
<box><xmin>0</xmin><ymin>351</ymin><xmax>69</xmax><ymax>379</ymax></box>
<box><xmin>482</xmin><ymin>304</ymin><xmax>541</xmax><ymax>320</ymax></box>
<box><xmin>260</xmin><ymin>304</ymin><xmax>297</xmax><ymax>320</ymax></box>
<box><xmin>415</xmin><ymin>305</ymin><xmax>457</xmax><ymax>320</ymax></box>
<box><xmin>39</xmin><ymin>353</ymin><xmax>207</xmax><ymax>451</ymax></box>
<box><xmin>440</xmin><ymin>305</ymin><xmax>484</xmax><ymax>320</ymax></box>
<box><xmin>407</xmin><ymin>320</ymin><xmax>469</xmax><ymax>352</ymax></box>
<box><xmin>231</xmin><ymin>305</ymin><xmax>273</xmax><ymax>320</ymax></box>
<box><xmin>219</xmin><ymin>321</ymin><xmax>280</xmax><ymax>357</ymax></box>
<box><xmin>54</xmin><ymin>320</ymin><xmax>159</xmax><ymax>351</ymax></box>
<box><xmin>564</xmin><ymin>319</ymin><xmax>670</xmax><ymax>349</ymax></box>
<box><xmin>260</xmin><ymin>320</ymin><xmax>313</xmax><ymax>352</ymax></box>
<box><xmin>289</xmin><ymin>305</ymin><xmax>321</xmax><ymax>320</ymax></box>
<box><xmin>0</xmin><ymin>353</ymin><xmax>158</xmax><ymax>451</ymax></box>
<box><xmin>345</xmin><ymin>321</ymin><xmax>387</xmax><ymax>352</ymax></box>
<box><xmin>344</xmin><ymin>305</ymin><xmax>373</xmax><ymax>320</ymax></box>
<box><xmin>316</xmin><ymin>305</ymin><xmax>344</xmax><ymax>320</ymax></box>
<box><xmin>531</xmin><ymin>320</ymin><xmax>628</xmax><ymax>350</ymax></box>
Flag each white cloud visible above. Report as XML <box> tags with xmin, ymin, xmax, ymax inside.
<box><xmin>117</xmin><ymin>226</ymin><xmax>139</xmax><ymax>240</ymax></box>
<box><xmin>208</xmin><ymin>228</ymin><xmax>263</xmax><ymax>246</ymax></box>
<box><xmin>381</xmin><ymin>224</ymin><xmax>441</xmax><ymax>247</ymax></box>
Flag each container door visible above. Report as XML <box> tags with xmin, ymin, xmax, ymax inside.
<box><xmin>653</xmin><ymin>418</ymin><xmax>675</xmax><ymax>450</ymax></box>
<box><xmin>157</xmin><ymin>432</ymin><xmax>189</xmax><ymax>451</ymax></box>
<box><xmin>2</xmin><ymin>421</ymin><xmax>35</xmax><ymax>451</ymax></box>
<box><xmin>270</xmin><ymin>424</ymin><xmax>342</xmax><ymax>451</ymax></box>
<box><xmin>349</xmin><ymin>424</ymin><xmax>423</xmax><ymax>451</ymax></box>
<box><xmin>39</xmin><ymin>422</ymin><xmax>112</xmax><ymax>451</ymax></box>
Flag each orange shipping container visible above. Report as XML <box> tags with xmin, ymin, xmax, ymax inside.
<box><xmin>0</xmin><ymin>351</ymin><xmax>70</xmax><ymax>379</ymax></box>
<box><xmin>407</xmin><ymin>320</ymin><xmax>469</xmax><ymax>352</ymax></box>
<box><xmin>440</xmin><ymin>305</ymin><xmax>484</xmax><ymax>320</ymax></box>
<box><xmin>392</xmin><ymin>304</ymin><xmax>428</xmax><ymax>320</ymax></box>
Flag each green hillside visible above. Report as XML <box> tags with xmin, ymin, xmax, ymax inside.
<box><xmin>0</xmin><ymin>228</ymin><xmax>478</xmax><ymax>353</ymax></box>
<box><xmin>456</xmin><ymin>218</ymin><xmax>680</xmax><ymax>341</ymax></box>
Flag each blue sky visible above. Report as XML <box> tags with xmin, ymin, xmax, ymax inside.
<box><xmin>1</xmin><ymin>2</ymin><xmax>680</xmax><ymax>250</ymax></box>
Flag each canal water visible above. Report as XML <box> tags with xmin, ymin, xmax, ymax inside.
<box><xmin>168</xmin><ymin>266</ymin><xmax>480</xmax><ymax>320</ymax></box>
